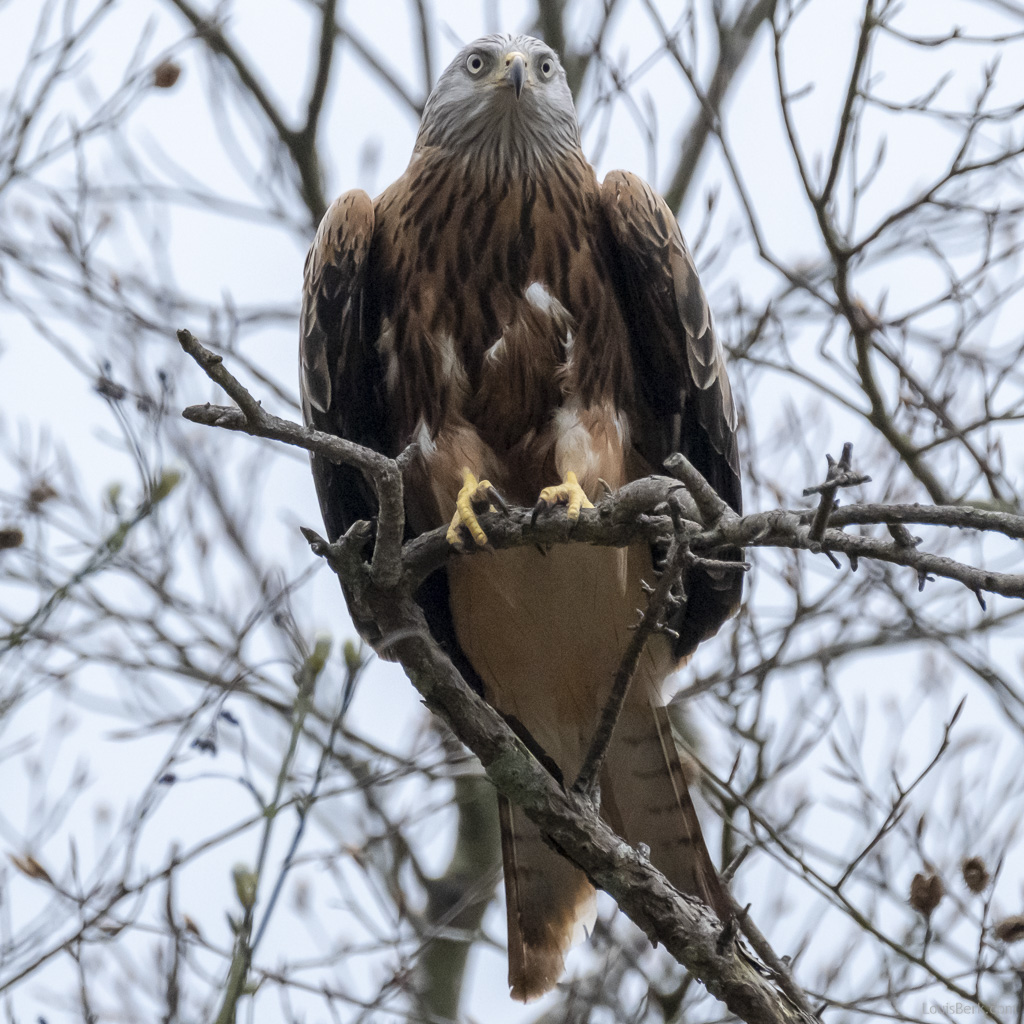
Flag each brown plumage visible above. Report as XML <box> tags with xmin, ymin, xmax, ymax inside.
<box><xmin>301</xmin><ymin>34</ymin><xmax>742</xmax><ymax>1002</ymax></box>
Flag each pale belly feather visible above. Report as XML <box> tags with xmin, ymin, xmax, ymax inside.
<box><xmin>448</xmin><ymin>541</ymin><xmax>675</xmax><ymax>779</ymax></box>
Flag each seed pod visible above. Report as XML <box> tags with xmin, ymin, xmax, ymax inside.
<box><xmin>909</xmin><ymin>871</ymin><xmax>945</xmax><ymax>916</ymax></box>
<box><xmin>962</xmin><ymin>856</ymin><xmax>991</xmax><ymax>894</ymax></box>
<box><xmin>153</xmin><ymin>60</ymin><xmax>182</xmax><ymax>89</ymax></box>
<box><xmin>0</xmin><ymin>527</ymin><xmax>23</xmax><ymax>549</ymax></box>
<box><xmin>993</xmin><ymin>915</ymin><xmax>1024</xmax><ymax>944</ymax></box>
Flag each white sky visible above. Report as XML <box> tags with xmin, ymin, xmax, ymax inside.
<box><xmin>2</xmin><ymin>1</ymin><xmax>1023</xmax><ymax>1021</ymax></box>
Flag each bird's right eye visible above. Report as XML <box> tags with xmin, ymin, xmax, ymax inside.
<box><xmin>466</xmin><ymin>53</ymin><xmax>485</xmax><ymax>75</ymax></box>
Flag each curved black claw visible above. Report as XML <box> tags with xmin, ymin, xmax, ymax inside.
<box><xmin>480</xmin><ymin>482</ymin><xmax>509</xmax><ymax>516</ymax></box>
<box><xmin>447</xmin><ymin>471</ymin><xmax>509</xmax><ymax>550</ymax></box>
<box><xmin>530</xmin><ymin>471</ymin><xmax>594</xmax><ymax>529</ymax></box>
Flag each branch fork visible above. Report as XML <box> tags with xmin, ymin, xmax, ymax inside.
<box><xmin>803</xmin><ymin>441</ymin><xmax>872</xmax><ymax>544</ymax></box>
<box><xmin>174</xmin><ymin>328</ymin><xmax>1024</xmax><ymax>1024</ymax></box>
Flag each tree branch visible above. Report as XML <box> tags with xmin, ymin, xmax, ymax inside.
<box><xmin>177</xmin><ymin>360</ymin><xmax>1024</xmax><ymax>605</ymax></box>
<box><xmin>803</xmin><ymin>442</ymin><xmax>872</xmax><ymax>543</ymax></box>
<box><xmin>167</xmin><ymin>0</ymin><xmax>334</xmax><ymax>222</ymax></box>
<box><xmin>175</xmin><ymin>334</ymin><xmax>1023</xmax><ymax>1019</ymax></box>
<box><xmin>307</xmin><ymin>526</ymin><xmax>817</xmax><ymax>1024</ymax></box>
<box><xmin>177</xmin><ymin>329</ymin><xmax>404</xmax><ymax>585</ymax></box>
<box><xmin>820</xmin><ymin>0</ymin><xmax>875</xmax><ymax>206</ymax></box>
<box><xmin>651</xmin><ymin>0</ymin><xmax>779</xmax><ymax>214</ymax></box>
<box><xmin>575</xmin><ymin>535</ymin><xmax>690</xmax><ymax>801</ymax></box>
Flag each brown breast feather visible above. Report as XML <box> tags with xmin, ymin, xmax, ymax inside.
<box><xmin>365</xmin><ymin>151</ymin><xmax>730</xmax><ymax>1001</ymax></box>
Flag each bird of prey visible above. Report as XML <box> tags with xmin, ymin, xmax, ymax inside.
<box><xmin>300</xmin><ymin>33</ymin><xmax>742</xmax><ymax>1002</ymax></box>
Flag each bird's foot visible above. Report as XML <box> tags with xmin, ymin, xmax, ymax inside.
<box><xmin>446</xmin><ymin>467</ymin><xmax>506</xmax><ymax>550</ymax></box>
<box><xmin>531</xmin><ymin>471</ymin><xmax>594</xmax><ymax>527</ymax></box>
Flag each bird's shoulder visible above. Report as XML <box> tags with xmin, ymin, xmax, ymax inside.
<box><xmin>598</xmin><ymin>169</ymin><xmax>725</xmax><ymax>389</ymax></box>
<box><xmin>303</xmin><ymin>189</ymin><xmax>375</xmax><ymax>303</ymax></box>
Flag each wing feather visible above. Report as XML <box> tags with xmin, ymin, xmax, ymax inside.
<box><xmin>300</xmin><ymin>190</ymin><xmax>384</xmax><ymax>543</ymax></box>
<box><xmin>299</xmin><ymin>191</ymin><xmax>487</xmax><ymax>691</ymax></box>
<box><xmin>600</xmin><ymin>170</ymin><xmax>743</xmax><ymax>658</ymax></box>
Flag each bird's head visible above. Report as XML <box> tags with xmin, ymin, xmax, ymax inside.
<box><xmin>414</xmin><ymin>34</ymin><xmax>581</xmax><ymax>177</ymax></box>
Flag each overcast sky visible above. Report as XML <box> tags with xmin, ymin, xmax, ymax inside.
<box><xmin>2</xmin><ymin>1</ymin><xmax>1023</xmax><ymax>1021</ymax></box>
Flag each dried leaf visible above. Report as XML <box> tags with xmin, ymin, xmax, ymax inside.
<box><xmin>27</xmin><ymin>481</ymin><xmax>57</xmax><ymax>510</ymax></box>
<box><xmin>0</xmin><ymin>527</ymin><xmax>24</xmax><ymax>550</ymax></box>
<box><xmin>95</xmin><ymin>377</ymin><xmax>127</xmax><ymax>401</ymax></box>
<box><xmin>993</xmin><ymin>915</ymin><xmax>1024</xmax><ymax>944</ymax></box>
<box><xmin>10</xmin><ymin>853</ymin><xmax>54</xmax><ymax>884</ymax></box>
<box><xmin>153</xmin><ymin>59</ymin><xmax>181</xmax><ymax>89</ymax></box>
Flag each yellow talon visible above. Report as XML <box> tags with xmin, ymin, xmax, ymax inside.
<box><xmin>533</xmin><ymin>470</ymin><xmax>595</xmax><ymax>524</ymax></box>
<box><xmin>447</xmin><ymin>467</ymin><xmax>503</xmax><ymax>549</ymax></box>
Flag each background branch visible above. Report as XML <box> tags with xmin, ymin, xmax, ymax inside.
<box><xmin>3</xmin><ymin>2</ymin><xmax>1023</xmax><ymax>1020</ymax></box>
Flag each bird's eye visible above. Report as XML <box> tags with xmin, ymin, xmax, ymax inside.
<box><xmin>540</xmin><ymin>58</ymin><xmax>554</xmax><ymax>77</ymax></box>
<box><xmin>466</xmin><ymin>53</ymin><xmax>485</xmax><ymax>75</ymax></box>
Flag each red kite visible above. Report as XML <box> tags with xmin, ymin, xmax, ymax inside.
<box><xmin>301</xmin><ymin>33</ymin><xmax>742</xmax><ymax>1002</ymax></box>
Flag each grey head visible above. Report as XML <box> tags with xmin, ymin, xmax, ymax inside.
<box><xmin>414</xmin><ymin>34</ymin><xmax>582</xmax><ymax>177</ymax></box>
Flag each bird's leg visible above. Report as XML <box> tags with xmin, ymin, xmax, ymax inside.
<box><xmin>446</xmin><ymin>467</ymin><xmax>507</xmax><ymax>549</ymax></box>
<box><xmin>531</xmin><ymin>470</ymin><xmax>594</xmax><ymax>526</ymax></box>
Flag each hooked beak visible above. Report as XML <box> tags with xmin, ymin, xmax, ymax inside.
<box><xmin>504</xmin><ymin>52</ymin><xmax>526</xmax><ymax>100</ymax></box>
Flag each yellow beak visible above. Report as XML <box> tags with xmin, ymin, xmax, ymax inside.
<box><xmin>504</xmin><ymin>52</ymin><xmax>526</xmax><ymax>100</ymax></box>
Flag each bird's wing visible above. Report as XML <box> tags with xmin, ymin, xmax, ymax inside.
<box><xmin>300</xmin><ymin>189</ymin><xmax>486</xmax><ymax>689</ymax></box>
<box><xmin>600</xmin><ymin>170</ymin><xmax>743</xmax><ymax>658</ymax></box>
<box><xmin>300</xmin><ymin>189</ymin><xmax>386</xmax><ymax>543</ymax></box>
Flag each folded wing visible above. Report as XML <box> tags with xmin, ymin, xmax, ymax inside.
<box><xmin>601</xmin><ymin>170</ymin><xmax>743</xmax><ymax>658</ymax></box>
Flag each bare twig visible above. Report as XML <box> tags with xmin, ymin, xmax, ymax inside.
<box><xmin>176</xmin><ymin>329</ymin><xmax>405</xmax><ymax>586</ymax></box>
<box><xmin>820</xmin><ymin>0</ymin><xmax>875</xmax><ymax>206</ymax></box>
<box><xmin>575</xmin><ymin>535</ymin><xmax>693</xmax><ymax>802</ymax></box>
<box><xmin>654</xmin><ymin>0</ymin><xmax>779</xmax><ymax>213</ymax></box>
<box><xmin>803</xmin><ymin>442</ymin><xmax>872</xmax><ymax>542</ymax></box>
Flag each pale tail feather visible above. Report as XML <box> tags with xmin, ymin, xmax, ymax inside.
<box><xmin>600</xmin><ymin>702</ymin><xmax>730</xmax><ymax>919</ymax></box>
<box><xmin>499</xmin><ymin>795</ymin><xmax>596</xmax><ymax>1002</ymax></box>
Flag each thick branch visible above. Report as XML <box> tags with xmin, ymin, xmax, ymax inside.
<box><xmin>825</xmin><ymin>502</ymin><xmax>1024</xmax><ymax>540</ymax></box>
<box><xmin>319</xmin><ymin>537</ymin><xmax>815</xmax><ymax>1024</ymax></box>
<box><xmin>695</xmin><ymin>509</ymin><xmax>1024</xmax><ymax>600</ymax></box>
<box><xmin>178</xmin><ymin>383</ymin><xmax>1024</xmax><ymax>603</ymax></box>
<box><xmin>665</xmin><ymin>451</ymin><xmax>737</xmax><ymax>524</ymax></box>
<box><xmin>175</xmin><ymin>342</ymin><xmax>1024</xmax><ymax>1020</ymax></box>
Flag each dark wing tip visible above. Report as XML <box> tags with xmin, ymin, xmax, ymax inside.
<box><xmin>300</xmin><ymin>190</ymin><xmax>375</xmax><ymax>419</ymax></box>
